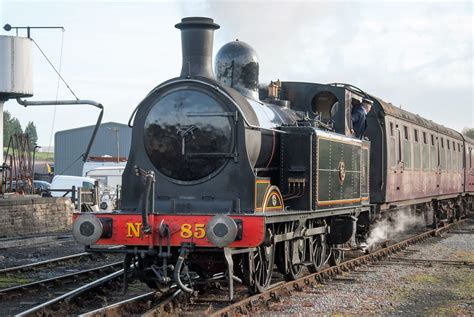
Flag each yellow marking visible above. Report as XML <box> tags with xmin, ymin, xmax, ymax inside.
<box><xmin>262</xmin><ymin>187</ymin><xmax>284</xmax><ymax>212</ymax></box>
<box><xmin>126</xmin><ymin>223</ymin><xmax>142</xmax><ymax>238</ymax></box>
<box><xmin>317</xmin><ymin>198</ymin><xmax>362</xmax><ymax>206</ymax></box>
<box><xmin>180</xmin><ymin>223</ymin><xmax>207</xmax><ymax>239</ymax></box>
<box><xmin>194</xmin><ymin>223</ymin><xmax>206</xmax><ymax>239</ymax></box>
<box><xmin>180</xmin><ymin>223</ymin><xmax>193</xmax><ymax>239</ymax></box>
<box><xmin>255</xmin><ymin>179</ymin><xmax>271</xmax><ymax>211</ymax></box>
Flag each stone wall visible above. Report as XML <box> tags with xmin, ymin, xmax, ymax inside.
<box><xmin>0</xmin><ymin>196</ymin><xmax>75</xmax><ymax>238</ymax></box>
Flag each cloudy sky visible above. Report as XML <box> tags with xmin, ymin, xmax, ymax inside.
<box><xmin>0</xmin><ymin>0</ymin><xmax>472</xmax><ymax>146</ymax></box>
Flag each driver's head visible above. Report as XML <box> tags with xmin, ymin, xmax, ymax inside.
<box><xmin>362</xmin><ymin>98</ymin><xmax>373</xmax><ymax>113</ymax></box>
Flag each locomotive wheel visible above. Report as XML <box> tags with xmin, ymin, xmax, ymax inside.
<box><xmin>286</xmin><ymin>239</ymin><xmax>305</xmax><ymax>280</ymax></box>
<box><xmin>244</xmin><ymin>243</ymin><xmax>275</xmax><ymax>294</ymax></box>
<box><xmin>328</xmin><ymin>245</ymin><xmax>343</xmax><ymax>266</ymax></box>
<box><xmin>308</xmin><ymin>234</ymin><xmax>327</xmax><ymax>273</ymax></box>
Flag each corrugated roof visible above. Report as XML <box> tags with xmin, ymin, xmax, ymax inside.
<box><xmin>55</xmin><ymin>122</ymin><xmax>129</xmax><ymax>136</ymax></box>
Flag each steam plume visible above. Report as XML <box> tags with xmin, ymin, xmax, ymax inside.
<box><xmin>366</xmin><ymin>207</ymin><xmax>429</xmax><ymax>248</ymax></box>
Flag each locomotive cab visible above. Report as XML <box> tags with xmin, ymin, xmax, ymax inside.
<box><xmin>279</xmin><ymin>82</ymin><xmax>368</xmax><ymax>137</ymax></box>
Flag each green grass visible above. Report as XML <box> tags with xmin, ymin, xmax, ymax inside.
<box><xmin>3</xmin><ymin>148</ymin><xmax>54</xmax><ymax>161</ymax></box>
<box><xmin>33</xmin><ymin>151</ymin><xmax>54</xmax><ymax>161</ymax></box>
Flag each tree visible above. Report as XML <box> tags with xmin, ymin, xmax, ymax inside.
<box><xmin>25</xmin><ymin>121</ymin><xmax>38</xmax><ymax>149</ymax></box>
<box><xmin>463</xmin><ymin>127</ymin><xmax>474</xmax><ymax>139</ymax></box>
<box><xmin>3</xmin><ymin>110</ymin><xmax>23</xmax><ymax>145</ymax></box>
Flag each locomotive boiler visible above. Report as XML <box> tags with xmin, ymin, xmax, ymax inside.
<box><xmin>70</xmin><ymin>16</ymin><xmax>474</xmax><ymax>300</ymax></box>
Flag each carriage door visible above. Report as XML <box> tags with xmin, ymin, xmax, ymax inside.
<box><xmin>436</xmin><ymin>137</ymin><xmax>442</xmax><ymax>193</ymax></box>
<box><xmin>395</xmin><ymin>124</ymin><xmax>404</xmax><ymax>195</ymax></box>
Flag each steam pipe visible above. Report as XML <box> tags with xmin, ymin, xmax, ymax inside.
<box><xmin>16</xmin><ymin>98</ymin><xmax>104</xmax><ymax>162</ymax></box>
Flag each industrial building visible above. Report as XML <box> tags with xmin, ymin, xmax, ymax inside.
<box><xmin>55</xmin><ymin>122</ymin><xmax>131</xmax><ymax>176</ymax></box>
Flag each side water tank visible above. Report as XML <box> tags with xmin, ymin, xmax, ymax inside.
<box><xmin>0</xmin><ymin>35</ymin><xmax>33</xmax><ymax>101</ymax></box>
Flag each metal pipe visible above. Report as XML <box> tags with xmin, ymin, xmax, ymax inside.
<box><xmin>142</xmin><ymin>172</ymin><xmax>154</xmax><ymax>234</ymax></box>
<box><xmin>174</xmin><ymin>248</ymin><xmax>194</xmax><ymax>294</ymax></box>
<box><xmin>16</xmin><ymin>98</ymin><xmax>104</xmax><ymax>162</ymax></box>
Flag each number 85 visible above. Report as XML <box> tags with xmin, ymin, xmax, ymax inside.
<box><xmin>180</xmin><ymin>223</ymin><xmax>206</xmax><ymax>239</ymax></box>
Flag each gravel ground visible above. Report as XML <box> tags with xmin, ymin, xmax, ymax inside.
<box><xmin>264</xmin><ymin>219</ymin><xmax>474</xmax><ymax>316</ymax></box>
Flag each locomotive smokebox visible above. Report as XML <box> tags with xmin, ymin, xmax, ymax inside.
<box><xmin>175</xmin><ymin>17</ymin><xmax>220</xmax><ymax>79</ymax></box>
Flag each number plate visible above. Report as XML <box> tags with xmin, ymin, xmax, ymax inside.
<box><xmin>180</xmin><ymin>223</ymin><xmax>206</xmax><ymax>239</ymax></box>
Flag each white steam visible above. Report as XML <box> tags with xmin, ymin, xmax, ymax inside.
<box><xmin>366</xmin><ymin>207</ymin><xmax>428</xmax><ymax>248</ymax></box>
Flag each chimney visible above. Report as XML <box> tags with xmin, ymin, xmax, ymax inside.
<box><xmin>175</xmin><ymin>17</ymin><xmax>220</xmax><ymax>79</ymax></box>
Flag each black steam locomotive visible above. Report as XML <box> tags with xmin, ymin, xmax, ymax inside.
<box><xmin>72</xmin><ymin>17</ymin><xmax>473</xmax><ymax>299</ymax></box>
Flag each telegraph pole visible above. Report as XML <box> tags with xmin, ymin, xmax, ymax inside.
<box><xmin>107</xmin><ymin>127</ymin><xmax>120</xmax><ymax>163</ymax></box>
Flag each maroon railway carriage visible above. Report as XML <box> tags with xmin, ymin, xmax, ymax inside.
<box><xmin>365</xmin><ymin>97</ymin><xmax>473</xmax><ymax>217</ymax></box>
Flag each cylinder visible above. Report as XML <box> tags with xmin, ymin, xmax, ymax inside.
<box><xmin>0</xmin><ymin>35</ymin><xmax>33</xmax><ymax>100</ymax></box>
<box><xmin>175</xmin><ymin>17</ymin><xmax>220</xmax><ymax>79</ymax></box>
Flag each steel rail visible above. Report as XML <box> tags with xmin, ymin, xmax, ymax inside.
<box><xmin>0</xmin><ymin>252</ymin><xmax>91</xmax><ymax>275</ymax></box>
<box><xmin>16</xmin><ymin>269</ymin><xmax>124</xmax><ymax>316</ymax></box>
<box><xmin>78</xmin><ymin>291</ymin><xmax>157</xmax><ymax>317</ymax></box>
<box><xmin>79</xmin><ymin>288</ymin><xmax>182</xmax><ymax>317</ymax></box>
<box><xmin>0</xmin><ymin>261</ymin><xmax>123</xmax><ymax>299</ymax></box>
<box><xmin>210</xmin><ymin>220</ymin><xmax>466</xmax><ymax>317</ymax></box>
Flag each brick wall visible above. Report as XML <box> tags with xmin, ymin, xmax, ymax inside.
<box><xmin>0</xmin><ymin>196</ymin><xmax>75</xmax><ymax>238</ymax></box>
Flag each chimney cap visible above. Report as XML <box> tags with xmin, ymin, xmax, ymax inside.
<box><xmin>175</xmin><ymin>17</ymin><xmax>220</xmax><ymax>30</ymax></box>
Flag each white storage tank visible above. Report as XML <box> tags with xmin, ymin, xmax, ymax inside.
<box><xmin>0</xmin><ymin>35</ymin><xmax>33</xmax><ymax>100</ymax></box>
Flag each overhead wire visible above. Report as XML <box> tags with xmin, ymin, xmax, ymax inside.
<box><xmin>45</xmin><ymin>29</ymin><xmax>65</xmax><ymax>164</ymax></box>
<box><xmin>57</xmin><ymin>154</ymin><xmax>83</xmax><ymax>175</ymax></box>
<box><xmin>31</xmin><ymin>36</ymin><xmax>79</xmax><ymax>100</ymax></box>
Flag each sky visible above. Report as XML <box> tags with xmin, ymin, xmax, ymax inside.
<box><xmin>0</xmin><ymin>0</ymin><xmax>473</xmax><ymax>147</ymax></box>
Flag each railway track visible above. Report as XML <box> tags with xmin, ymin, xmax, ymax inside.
<box><xmin>15</xmin><ymin>268</ymin><xmax>125</xmax><ymax>316</ymax></box>
<box><xmin>55</xmin><ymin>219</ymin><xmax>467</xmax><ymax>317</ymax></box>
<box><xmin>0</xmin><ymin>252</ymin><xmax>93</xmax><ymax>276</ymax></box>
<box><xmin>210</xmin><ymin>219</ymin><xmax>467</xmax><ymax>317</ymax></box>
<box><xmin>0</xmin><ymin>261</ymin><xmax>123</xmax><ymax>300</ymax></box>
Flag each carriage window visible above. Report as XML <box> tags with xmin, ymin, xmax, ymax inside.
<box><xmin>403</xmin><ymin>126</ymin><xmax>409</xmax><ymax>140</ymax></box>
<box><xmin>431</xmin><ymin>135</ymin><xmax>435</xmax><ymax>146</ymax></box>
<box><xmin>389</xmin><ymin>122</ymin><xmax>394</xmax><ymax>136</ymax></box>
<box><xmin>414</xmin><ymin>129</ymin><xmax>419</xmax><ymax>143</ymax></box>
<box><xmin>423</xmin><ymin>132</ymin><xmax>427</xmax><ymax>144</ymax></box>
<box><xmin>447</xmin><ymin>140</ymin><xmax>450</xmax><ymax>150</ymax></box>
<box><xmin>441</xmin><ymin>138</ymin><xmax>444</xmax><ymax>148</ymax></box>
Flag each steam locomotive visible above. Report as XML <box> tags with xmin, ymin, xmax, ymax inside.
<box><xmin>72</xmin><ymin>17</ymin><xmax>474</xmax><ymax>299</ymax></box>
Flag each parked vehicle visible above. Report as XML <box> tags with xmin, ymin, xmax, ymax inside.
<box><xmin>33</xmin><ymin>180</ymin><xmax>52</xmax><ymax>196</ymax></box>
<box><xmin>85</xmin><ymin>166</ymin><xmax>124</xmax><ymax>188</ymax></box>
<box><xmin>82</xmin><ymin>157</ymin><xmax>126</xmax><ymax>177</ymax></box>
<box><xmin>10</xmin><ymin>180</ymin><xmax>52</xmax><ymax>196</ymax></box>
<box><xmin>50</xmin><ymin>175</ymin><xmax>95</xmax><ymax>197</ymax></box>
<box><xmin>85</xmin><ymin>166</ymin><xmax>124</xmax><ymax>211</ymax></box>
